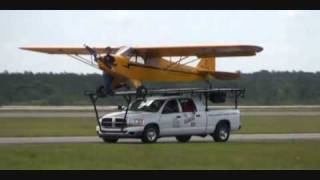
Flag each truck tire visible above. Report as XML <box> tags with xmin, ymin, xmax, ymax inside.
<box><xmin>102</xmin><ymin>137</ymin><xmax>119</xmax><ymax>143</ymax></box>
<box><xmin>212</xmin><ymin>122</ymin><xmax>230</xmax><ymax>142</ymax></box>
<box><xmin>141</xmin><ymin>125</ymin><xmax>158</xmax><ymax>143</ymax></box>
<box><xmin>175</xmin><ymin>136</ymin><xmax>191</xmax><ymax>143</ymax></box>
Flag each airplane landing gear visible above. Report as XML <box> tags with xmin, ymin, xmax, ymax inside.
<box><xmin>122</xmin><ymin>83</ymin><xmax>130</xmax><ymax>90</ymax></box>
<box><xmin>136</xmin><ymin>85</ymin><xmax>148</xmax><ymax>98</ymax></box>
<box><xmin>96</xmin><ymin>85</ymin><xmax>114</xmax><ymax>97</ymax></box>
<box><xmin>96</xmin><ymin>85</ymin><xmax>107</xmax><ymax>97</ymax></box>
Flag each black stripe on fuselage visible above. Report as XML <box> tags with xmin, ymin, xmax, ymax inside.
<box><xmin>123</xmin><ymin>62</ymin><xmax>200</xmax><ymax>75</ymax></box>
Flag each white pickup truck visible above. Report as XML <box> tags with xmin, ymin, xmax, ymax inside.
<box><xmin>96</xmin><ymin>95</ymin><xmax>242</xmax><ymax>143</ymax></box>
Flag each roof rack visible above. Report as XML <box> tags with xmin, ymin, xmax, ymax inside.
<box><xmin>85</xmin><ymin>87</ymin><xmax>245</xmax><ymax>97</ymax></box>
<box><xmin>84</xmin><ymin>87</ymin><xmax>245</xmax><ymax>134</ymax></box>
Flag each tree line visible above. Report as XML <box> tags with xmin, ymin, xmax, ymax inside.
<box><xmin>0</xmin><ymin>70</ymin><xmax>319</xmax><ymax>105</ymax></box>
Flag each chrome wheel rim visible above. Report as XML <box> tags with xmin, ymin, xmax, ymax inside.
<box><xmin>147</xmin><ymin>128</ymin><xmax>156</xmax><ymax>141</ymax></box>
<box><xmin>219</xmin><ymin>128</ymin><xmax>228</xmax><ymax>140</ymax></box>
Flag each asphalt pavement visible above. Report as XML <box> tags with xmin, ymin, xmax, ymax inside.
<box><xmin>0</xmin><ymin>133</ymin><xmax>319</xmax><ymax>144</ymax></box>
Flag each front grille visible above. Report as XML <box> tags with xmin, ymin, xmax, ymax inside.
<box><xmin>115</xmin><ymin>118</ymin><xmax>126</xmax><ymax>128</ymax></box>
<box><xmin>101</xmin><ymin>118</ymin><xmax>127</xmax><ymax>128</ymax></box>
<box><xmin>115</xmin><ymin>118</ymin><xmax>125</xmax><ymax>122</ymax></box>
<box><xmin>101</xmin><ymin>118</ymin><xmax>112</xmax><ymax>128</ymax></box>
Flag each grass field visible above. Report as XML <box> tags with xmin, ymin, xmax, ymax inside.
<box><xmin>0</xmin><ymin>116</ymin><xmax>320</xmax><ymax>137</ymax></box>
<box><xmin>0</xmin><ymin>117</ymin><xmax>94</xmax><ymax>137</ymax></box>
<box><xmin>0</xmin><ymin>141</ymin><xmax>319</xmax><ymax>169</ymax></box>
<box><xmin>238</xmin><ymin>116</ymin><xmax>320</xmax><ymax>134</ymax></box>
<box><xmin>1</xmin><ymin>114</ymin><xmax>320</xmax><ymax>170</ymax></box>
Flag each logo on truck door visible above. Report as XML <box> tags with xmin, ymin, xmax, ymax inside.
<box><xmin>179</xmin><ymin>98</ymin><xmax>197</xmax><ymax>127</ymax></box>
<box><xmin>183</xmin><ymin>113</ymin><xmax>196</xmax><ymax>124</ymax></box>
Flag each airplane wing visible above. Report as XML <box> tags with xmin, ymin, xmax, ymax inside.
<box><xmin>133</xmin><ymin>45</ymin><xmax>263</xmax><ymax>58</ymax></box>
<box><xmin>20</xmin><ymin>47</ymin><xmax>120</xmax><ymax>55</ymax></box>
<box><xmin>20</xmin><ymin>45</ymin><xmax>263</xmax><ymax>58</ymax></box>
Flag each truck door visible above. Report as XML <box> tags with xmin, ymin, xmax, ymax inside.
<box><xmin>178</xmin><ymin>98</ymin><xmax>206</xmax><ymax>134</ymax></box>
<box><xmin>159</xmin><ymin>99</ymin><xmax>183</xmax><ymax>136</ymax></box>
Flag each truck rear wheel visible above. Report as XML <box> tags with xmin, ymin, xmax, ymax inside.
<box><xmin>102</xmin><ymin>137</ymin><xmax>119</xmax><ymax>143</ymax></box>
<box><xmin>175</xmin><ymin>136</ymin><xmax>191</xmax><ymax>143</ymax></box>
<box><xmin>141</xmin><ymin>125</ymin><xmax>158</xmax><ymax>143</ymax></box>
<box><xmin>212</xmin><ymin>122</ymin><xmax>230</xmax><ymax>142</ymax></box>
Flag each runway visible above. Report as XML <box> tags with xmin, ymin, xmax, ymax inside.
<box><xmin>1</xmin><ymin>133</ymin><xmax>320</xmax><ymax>144</ymax></box>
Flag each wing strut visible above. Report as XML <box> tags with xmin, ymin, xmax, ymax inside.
<box><xmin>66</xmin><ymin>54</ymin><xmax>99</xmax><ymax>70</ymax></box>
<box><xmin>163</xmin><ymin>56</ymin><xmax>200</xmax><ymax>70</ymax></box>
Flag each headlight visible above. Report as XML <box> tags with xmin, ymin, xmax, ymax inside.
<box><xmin>130</xmin><ymin>119</ymin><xmax>144</xmax><ymax>126</ymax></box>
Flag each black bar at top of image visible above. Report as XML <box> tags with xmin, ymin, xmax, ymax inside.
<box><xmin>1</xmin><ymin>0</ymin><xmax>320</xmax><ymax>10</ymax></box>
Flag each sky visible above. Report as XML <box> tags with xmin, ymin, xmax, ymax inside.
<box><xmin>0</xmin><ymin>10</ymin><xmax>319</xmax><ymax>74</ymax></box>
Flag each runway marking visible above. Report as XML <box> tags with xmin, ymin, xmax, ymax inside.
<box><xmin>0</xmin><ymin>133</ymin><xmax>320</xmax><ymax>144</ymax></box>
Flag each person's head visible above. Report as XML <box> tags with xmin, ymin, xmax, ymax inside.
<box><xmin>105</xmin><ymin>47</ymin><xmax>112</xmax><ymax>54</ymax></box>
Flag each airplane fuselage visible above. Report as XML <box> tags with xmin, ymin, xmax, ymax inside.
<box><xmin>97</xmin><ymin>55</ymin><xmax>208</xmax><ymax>89</ymax></box>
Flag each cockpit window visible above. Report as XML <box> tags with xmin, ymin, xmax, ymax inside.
<box><xmin>115</xmin><ymin>46</ymin><xmax>132</xmax><ymax>56</ymax></box>
<box><xmin>129</xmin><ymin>56</ymin><xmax>145</xmax><ymax>64</ymax></box>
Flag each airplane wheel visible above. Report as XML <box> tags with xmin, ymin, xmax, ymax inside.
<box><xmin>123</xmin><ymin>83</ymin><xmax>130</xmax><ymax>90</ymax></box>
<box><xmin>136</xmin><ymin>85</ymin><xmax>148</xmax><ymax>97</ymax></box>
<box><xmin>176</xmin><ymin>136</ymin><xmax>191</xmax><ymax>143</ymax></box>
<box><xmin>102</xmin><ymin>137</ymin><xmax>119</xmax><ymax>143</ymax></box>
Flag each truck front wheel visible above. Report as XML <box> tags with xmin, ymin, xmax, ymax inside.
<box><xmin>176</xmin><ymin>136</ymin><xmax>191</xmax><ymax>143</ymax></box>
<box><xmin>141</xmin><ymin>125</ymin><xmax>158</xmax><ymax>143</ymax></box>
<box><xmin>212</xmin><ymin>122</ymin><xmax>230</xmax><ymax>142</ymax></box>
<box><xmin>102</xmin><ymin>137</ymin><xmax>119</xmax><ymax>143</ymax></box>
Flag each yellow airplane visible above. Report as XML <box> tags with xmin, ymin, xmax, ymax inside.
<box><xmin>20</xmin><ymin>44</ymin><xmax>263</xmax><ymax>96</ymax></box>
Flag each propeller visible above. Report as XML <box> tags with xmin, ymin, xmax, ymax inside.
<box><xmin>84</xmin><ymin>44</ymin><xmax>99</xmax><ymax>62</ymax></box>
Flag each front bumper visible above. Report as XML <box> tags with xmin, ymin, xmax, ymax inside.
<box><xmin>96</xmin><ymin>126</ymin><xmax>144</xmax><ymax>138</ymax></box>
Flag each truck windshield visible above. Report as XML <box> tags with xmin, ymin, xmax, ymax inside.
<box><xmin>129</xmin><ymin>99</ymin><xmax>165</xmax><ymax>112</ymax></box>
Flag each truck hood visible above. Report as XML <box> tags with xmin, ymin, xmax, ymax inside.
<box><xmin>101</xmin><ymin>111</ymin><xmax>156</xmax><ymax>120</ymax></box>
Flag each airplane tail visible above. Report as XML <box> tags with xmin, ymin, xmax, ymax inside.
<box><xmin>196</xmin><ymin>57</ymin><xmax>240</xmax><ymax>80</ymax></box>
<box><xmin>196</xmin><ymin>57</ymin><xmax>215</xmax><ymax>72</ymax></box>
